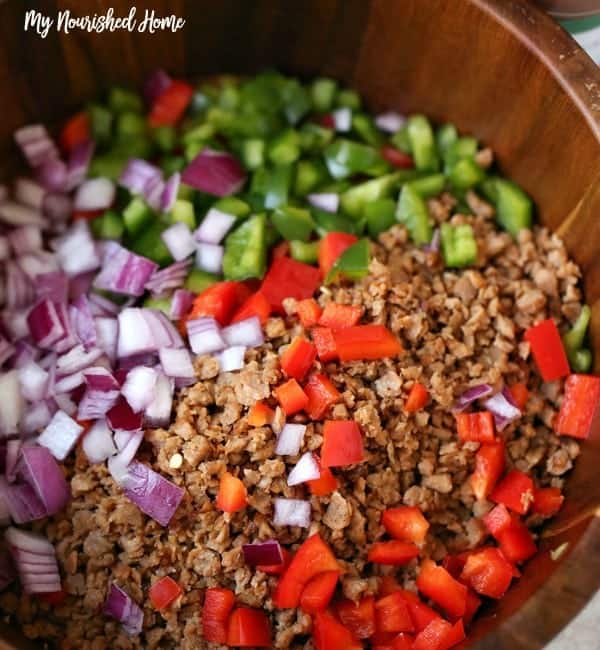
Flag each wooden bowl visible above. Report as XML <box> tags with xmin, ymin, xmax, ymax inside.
<box><xmin>1</xmin><ymin>0</ymin><xmax>599</xmax><ymax>647</ymax></box>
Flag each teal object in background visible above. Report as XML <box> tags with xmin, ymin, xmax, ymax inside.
<box><xmin>561</xmin><ymin>15</ymin><xmax>600</xmax><ymax>63</ymax></box>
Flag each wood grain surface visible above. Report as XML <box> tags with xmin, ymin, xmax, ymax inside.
<box><xmin>0</xmin><ymin>1</ymin><xmax>599</xmax><ymax>648</ymax></box>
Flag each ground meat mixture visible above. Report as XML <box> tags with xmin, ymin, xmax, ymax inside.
<box><xmin>2</xmin><ymin>208</ymin><xmax>583</xmax><ymax>648</ymax></box>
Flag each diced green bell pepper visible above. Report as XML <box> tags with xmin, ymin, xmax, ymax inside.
<box><xmin>448</xmin><ymin>158</ymin><xmax>485</xmax><ymax>191</ymax></box>
<box><xmin>396</xmin><ymin>184</ymin><xmax>433</xmax><ymax>245</ymax></box>
<box><xmin>123</xmin><ymin>197</ymin><xmax>153</xmax><ymax>237</ymax></box>
<box><xmin>440</xmin><ymin>223</ymin><xmax>478</xmax><ymax>268</ymax></box>
<box><xmin>311</xmin><ymin>78</ymin><xmax>338</xmax><ymax>112</ymax></box>
<box><xmin>406</xmin><ymin>173</ymin><xmax>446</xmax><ymax>199</ymax></box>
<box><xmin>352</xmin><ymin>114</ymin><xmax>384</xmax><ymax>146</ymax></box>
<box><xmin>87</xmin><ymin>103</ymin><xmax>113</xmax><ymax>145</ymax></box>
<box><xmin>241</xmin><ymin>138</ymin><xmax>266</xmax><ymax>170</ymax></box>
<box><xmin>312</xmin><ymin>208</ymin><xmax>359</xmax><ymax>237</ymax></box>
<box><xmin>294</xmin><ymin>159</ymin><xmax>329</xmax><ymax>196</ymax></box>
<box><xmin>213</xmin><ymin>196</ymin><xmax>251</xmax><ymax>219</ymax></box>
<box><xmin>365</xmin><ymin>199</ymin><xmax>396</xmax><ymax>238</ymax></box>
<box><xmin>271</xmin><ymin>205</ymin><xmax>314</xmax><ymax>242</ymax></box>
<box><xmin>222</xmin><ymin>213</ymin><xmax>267</xmax><ymax>280</ymax></box>
<box><xmin>177</xmin><ymin>182</ymin><xmax>196</xmax><ymax>202</ymax></box>
<box><xmin>391</xmin><ymin>126</ymin><xmax>411</xmax><ymax>154</ymax></box>
<box><xmin>406</xmin><ymin>115</ymin><xmax>439</xmax><ymax>172</ymax></box>
<box><xmin>324</xmin><ymin>139</ymin><xmax>381</xmax><ymax>179</ymax></box>
<box><xmin>169</xmin><ymin>199</ymin><xmax>196</xmax><ymax>230</ymax></box>
<box><xmin>290</xmin><ymin>240</ymin><xmax>319</xmax><ymax>264</ymax></box>
<box><xmin>161</xmin><ymin>156</ymin><xmax>186</xmax><ymax>176</ymax></box>
<box><xmin>571</xmin><ymin>349</ymin><xmax>593</xmax><ymax>373</ymax></box>
<box><xmin>299</xmin><ymin>123</ymin><xmax>334</xmax><ymax>152</ymax></box>
<box><xmin>563</xmin><ymin>305</ymin><xmax>592</xmax><ymax>372</ymax></box>
<box><xmin>143</xmin><ymin>296</ymin><xmax>171</xmax><ymax>315</ymax></box>
<box><xmin>108</xmin><ymin>87</ymin><xmax>143</xmax><ymax>114</ymax></box>
<box><xmin>268</xmin><ymin>129</ymin><xmax>301</xmax><ymax>165</ymax></box>
<box><xmin>91</xmin><ymin>210</ymin><xmax>124</xmax><ymax>241</ymax></box>
<box><xmin>182</xmin><ymin>123</ymin><xmax>216</xmax><ymax>147</ymax></box>
<box><xmin>116</xmin><ymin>112</ymin><xmax>147</xmax><ymax>140</ymax></box>
<box><xmin>129</xmin><ymin>222</ymin><xmax>173</xmax><ymax>266</ymax></box>
<box><xmin>340</xmin><ymin>172</ymin><xmax>404</xmax><ymax>219</ymax></box>
<box><xmin>152</xmin><ymin>125</ymin><xmax>178</xmax><ymax>153</ymax></box>
<box><xmin>481</xmin><ymin>177</ymin><xmax>532</xmax><ymax>236</ymax></box>
<box><xmin>443</xmin><ymin>137</ymin><xmax>478</xmax><ymax>173</ymax></box>
<box><xmin>251</xmin><ymin>165</ymin><xmax>293</xmax><ymax>210</ymax></box>
<box><xmin>282</xmin><ymin>79</ymin><xmax>311</xmax><ymax>125</ymax></box>
<box><xmin>326</xmin><ymin>238</ymin><xmax>370</xmax><ymax>283</ymax></box>
<box><xmin>184</xmin><ymin>268</ymin><xmax>218</xmax><ymax>293</ymax></box>
<box><xmin>336</xmin><ymin>89</ymin><xmax>362</xmax><ymax>110</ymax></box>
<box><xmin>88</xmin><ymin>152</ymin><xmax>128</xmax><ymax>181</ymax></box>
<box><xmin>436</xmin><ymin>123</ymin><xmax>458</xmax><ymax>156</ymax></box>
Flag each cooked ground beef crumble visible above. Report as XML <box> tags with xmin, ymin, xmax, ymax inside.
<box><xmin>1</xmin><ymin>198</ymin><xmax>583</xmax><ymax>649</ymax></box>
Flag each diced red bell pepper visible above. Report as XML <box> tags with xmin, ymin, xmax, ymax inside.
<box><xmin>441</xmin><ymin>552</ymin><xmax>471</xmax><ymax>579</ymax></box>
<box><xmin>226</xmin><ymin>607</ymin><xmax>271</xmax><ymax>647</ymax></box>
<box><xmin>412</xmin><ymin>618</ymin><xmax>454</xmax><ymax>650</ymax></box>
<box><xmin>188</xmin><ymin>281</ymin><xmax>247</xmax><ymax>326</ymax></box>
<box><xmin>272</xmin><ymin>240</ymin><xmax>290</xmax><ymax>259</ymax></box>
<box><xmin>455</xmin><ymin>411</ymin><xmax>495</xmax><ymax>443</ymax></box>
<box><xmin>416</xmin><ymin>560</ymin><xmax>467</xmax><ymax>618</ymax></box>
<box><xmin>382</xmin><ymin>506</ymin><xmax>430</xmax><ymax>544</ymax></box>
<box><xmin>300</xmin><ymin>570</ymin><xmax>340</xmax><ymax>614</ymax></box>
<box><xmin>404</xmin><ymin>383</ymin><xmax>429</xmax><ymax>414</ymax></box>
<box><xmin>333</xmin><ymin>325</ymin><xmax>404</xmax><ymax>362</ymax></box>
<box><xmin>311</xmin><ymin>327</ymin><xmax>338</xmax><ymax>362</ymax></box>
<box><xmin>312</xmin><ymin>610</ymin><xmax>363</xmax><ymax>650</ymax></box>
<box><xmin>375</xmin><ymin>592</ymin><xmax>415</xmax><ymax>634</ymax></box>
<box><xmin>275</xmin><ymin>378</ymin><xmax>309</xmax><ymax>415</ymax></box>
<box><xmin>496</xmin><ymin>518</ymin><xmax>537</xmax><ymax>564</ymax></box>
<box><xmin>470</xmin><ymin>440</ymin><xmax>505</xmax><ymax>500</ymax></box>
<box><xmin>554</xmin><ymin>374</ymin><xmax>600</xmax><ymax>440</ymax></box>
<box><xmin>231</xmin><ymin>291</ymin><xmax>271</xmax><ymax>325</ymax></box>
<box><xmin>297</xmin><ymin>298</ymin><xmax>322</xmax><ymax>328</ymax></box>
<box><xmin>257</xmin><ymin>547</ymin><xmax>292</xmax><ymax>576</ymax></box>
<box><xmin>261</xmin><ymin>256</ymin><xmax>321</xmax><ymax>313</ymax></box>
<box><xmin>319</xmin><ymin>232</ymin><xmax>359</xmax><ymax>276</ymax></box>
<box><xmin>321</xmin><ymin>420</ymin><xmax>364</xmax><ymax>467</ymax></box>
<box><xmin>308</xmin><ymin>457</ymin><xmax>338</xmax><ymax>496</ymax></box>
<box><xmin>460</xmin><ymin>547</ymin><xmax>514</xmax><ymax>599</ymax></box>
<box><xmin>483</xmin><ymin>503</ymin><xmax>513</xmax><ymax>537</ymax></box>
<box><xmin>509</xmin><ymin>382</ymin><xmax>530</xmax><ymax>410</ymax></box>
<box><xmin>464</xmin><ymin>589</ymin><xmax>482</xmax><ymax>624</ymax></box>
<box><xmin>318</xmin><ymin>302</ymin><xmax>363</xmax><ymax>329</ymax></box>
<box><xmin>280</xmin><ymin>336</ymin><xmax>317</xmax><ymax>382</ymax></box>
<box><xmin>273</xmin><ymin>534</ymin><xmax>339</xmax><ymax>609</ymax></box>
<box><xmin>148</xmin><ymin>79</ymin><xmax>194</xmax><ymax>127</ymax></box>
<box><xmin>490</xmin><ymin>469</ymin><xmax>535</xmax><ymax>515</ymax></box>
<box><xmin>37</xmin><ymin>588</ymin><xmax>67</xmax><ymax>606</ymax></box>
<box><xmin>216</xmin><ymin>471</ymin><xmax>247</xmax><ymax>513</ymax></box>
<box><xmin>391</xmin><ymin>633</ymin><xmax>416</xmax><ymax>650</ymax></box>
<box><xmin>368</xmin><ymin>541</ymin><xmax>420</xmax><ymax>566</ymax></box>
<box><xmin>443</xmin><ymin>619</ymin><xmax>466</xmax><ymax>649</ymax></box>
<box><xmin>149</xmin><ymin>576</ymin><xmax>182</xmax><ymax>610</ymax></box>
<box><xmin>524</xmin><ymin>319</ymin><xmax>570</xmax><ymax>382</ymax></box>
<box><xmin>318</xmin><ymin>113</ymin><xmax>336</xmax><ymax>128</ymax></box>
<box><xmin>398</xmin><ymin>590</ymin><xmax>441</xmax><ymax>633</ymax></box>
<box><xmin>72</xmin><ymin>208</ymin><xmax>105</xmax><ymax>221</ymax></box>
<box><xmin>378</xmin><ymin>575</ymin><xmax>402</xmax><ymax>596</ymax></box>
<box><xmin>304</xmin><ymin>373</ymin><xmax>341</xmax><ymax>420</ymax></box>
<box><xmin>532</xmin><ymin>487</ymin><xmax>564</xmax><ymax>516</ymax></box>
<box><xmin>247</xmin><ymin>401</ymin><xmax>275</xmax><ymax>427</ymax></box>
<box><xmin>380</xmin><ymin>145</ymin><xmax>415</xmax><ymax>169</ymax></box>
<box><xmin>60</xmin><ymin>111</ymin><xmax>91</xmax><ymax>154</ymax></box>
<box><xmin>202</xmin><ymin>587</ymin><xmax>235</xmax><ymax>644</ymax></box>
<box><xmin>337</xmin><ymin>596</ymin><xmax>376</xmax><ymax>639</ymax></box>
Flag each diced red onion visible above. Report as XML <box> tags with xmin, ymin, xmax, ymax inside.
<box><xmin>287</xmin><ymin>452</ymin><xmax>321</xmax><ymax>486</ymax></box>
<box><xmin>423</xmin><ymin>228</ymin><xmax>440</xmax><ymax>254</ymax></box>
<box><xmin>53</xmin><ymin>392</ymin><xmax>77</xmax><ymax>416</ymax></box>
<box><xmin>215</xmin><ymin>345</ymin><xmax>246</xmax><ymax>372</ymax></box>
<box><xmin>5</xmin><ymin>439</ymin><xmax>21</xmax><ymax>484</ymax></box>
<box><xmin>452</xmin><ymin>383</ymin><xmax>494</xmax><ymax>413</ymax></box>
<box><xmin>0</xmin><ymin>185</ymin><xmax>8</xmax><ymax>204</ymax></box>
<box><xmin>144</xmin><ymin>372</ymin><xmax>174</xmax><ymax>427</ymax></box>
<box><xmin>375</xmin><ymin>111</ymin><xmax>406</xmax><ymax>133</ymax></box>
<box><xmin>2</xmin><ymin>481</ymin><xmax>46</xmax><ymax>523</ymax></box>
<box><xmin>0</xmin><ymin>202</ymin><xmax>46</xmax><ymax>227</ymax></box>
<box><xmin>6</xmin><ymin>527</ymin><xmax>60</xmax><ymax>594</ymax></box>
<box><xmin>117</xmin><ymin>308</ymin><xmax>183</xmax><ymax>358</ymax></box>
<box><xmin>36</xmin><ymin>271</ymin><xmax>69</xmax><ymax>303</ymax></box>
<box><xmin>181</xmin><ymin>147</ymin><xmax>247</xmax><ymax>197</ymax></box>
<box><xmin>242</xmin><ymin>540</ymin><xmax>284</xmax><ymax>566</ymax></box>
<box><xmin>159</xmin><ymin>347</ymin><xmax>195</xmax><ymax>383</ymax></box>
<box><xmin>0</xmin><ymin>371</ymin><xmax>24</xmax><ymax>436</ymax></box>
<box><xmin>194</xmin><ymin>208</ymin><xmax>236</xmax><ymax>244</ymax></box>
<box><xmin>275</xmin><ymin>423</ymin><xmax>306</xmax><ymax>456</ymax></box>
<box><xmin>106</xmin><ymin>396</ymin><xmax>143</xmax><ymax>432</ymax></box>
<box><xmin>94</xmin><ymin>317</ymin><xmax>118</xmax><ymax>362</ymax></box>
<box><xmin>307</xmin><ymin>192</ymin><xmax>339</xmax><ymax>213</ymax></box>
<box><xmin>332</xmin><ymin>107</ymin><xmax>352</xmax><ymax>132</ymax></box>
<box><xmin>53</xmin><ymin>370</ymin><xmax>85</xmax><ymax>393</ymax></box>
<box><xmin>74</xmin><ymin>177</ymin><xmax>115</xmax><ymax>211</ymax></box>
<box><xmin>161</xmin><ymin>222</ymin><xmax>197</xmax><ymax>262</ymax></box>
<box><xmin>11</xmin><ymin>341</ymin><xmax>38</xmax><ymax>369</ymax></box>
<box><xmin>3</xmin><ymin>309</ymin><xmax>30</xmax><ymax>341</ymax></box>
<box><xmin>122</xmin><ymin>366</ymin><xmax>158</xmax><ymax>413</ymax></box>
<box><xmin>56</xmin><ymin>344</ymin><xmax>103</xmax><ymax>376</ymax></box>
<box><xmin>65</xmin><ymin>140</ymin><xmax>95</xmax><ymax>191</ymax></box>
<box><xmin>9</xmin><ymin>226</ymin><xmax>42</xmax><ymax>255</ymax></box>
<box><xmin>18</xmin><ymin>251</ymin><xmax>60</xmax><ymax>279</ymax></box>
<box><xmin>119</xmin><ymin>158</ymin><xmax>162</xmax><ymax>195</ymax></box>
<box><xmin>36</xmin><ymin>158</ymin><xmax>68</xmax><ymax>193</ymax></box>
<box><xmin>43</xmin><ymin>193</ymin><xmax>73</xmax><ymax>221</ymax></box>
<box><xmin>82</xmin><ymin>419</ymin><xmax>117</xmax><ymax>464</ymax></box>
<box><xmin>14</xmin><ymin>125</ymin><xmax>60</xmax><ymax>169</ymax></box>
<box><xmin>122</xmin><ymin>460</ymin><xmax>184</xmax><ymax>526</ymax></box>
<box><xmin>21</xmin><ymin>402</ymin><xmax>53</xmax><ymax>435</ymax></box>
<box><xmin>195</xmin><ymin>242</ymin><xmax>224</xmax><ymax>274</ymax></box>
<box><xmin>221</xmin><ymin>316</ymin><xmax>264</xmax><ymax>348</ymax></box>
<box><xmin>107</xmin><ymin>430</ymin><xmax>143</xmax><ymax>485</ymax></box>
<box><xmin>144</xmin><ymin>69</ymin><xmax>172</xmax><ymax>104</ymax></box>
<box><xmin>273</xmin><ymin>498</ymin><xmax>311</xmax><ymax>528</ymax></box>
<box><xmin>37</xmin><ymin>410</ymin><xmax>84</xmax><ymax>461</ymax></box>
<box><xmin>69</xmin><ymin>295</ymin><xmax>96</xmax><ymax>349</ymax></box>
<box><xmin>77</xmin><ymin>366</ymin><xmax>120</xmax><ymax>419</ymax></box>
<box><xmin>169</xmin><ymin>289</ymin><xmax>194</xmax><ymax>320</ymax></box>
<box><xmin>56</xmin><ymin>220</ymin><xmax>101</xmax><ymax>276</ymax></box>
<box><xmin>95</xmin><ymin>244</ymin><xmax>158</xmax><ymax>296</ymax></box>
<box><xmin>186</xmin><ymin>317</ymin><xmax>226</xmax><ymax>355</ymax></box>
<box><xmin>0</xmin><ymin>335</ymin><xmax>15</xmax><ymax>367</ymax></box>
<box><xmin>6</xmin><ymin>260</ymin><xmax>35</xmax><ymax>310</ymax></box>
<box><xmin>144</xmin><ymin>175</ymin><xmax>165</xmax><ymax>212</ymax></box>
<box><xmin>103</xmin><ymin>583</ymin><xmax>143</xmax><ymax>636</ymax></box>
<box><xmin>161</xmin><ymin>172</ymin><xmax>180</xmax><ymax>213</ymax></box>
<box><xmin>0</xmin><ymin>236</ymin><xmax>10</xmax><ymax>262</ymax></box>
<box><xmin>89</xmin><ymin>293</ymin><xmax>120</xmax><ymax>316</ymax></box>
<box><xmin>18</xmin><ymin>360</ymin><xmax>49</xmax><ymax>401</ymax></box>
<box><xmin>145</xmin><ymin>259</ymin><xmax>192</xmax><ymax>297</ymax></box>
<box><xmin>18</xmin><ymin>445</ymin><xmax>70</xmax><ymax>516</ymax></box>
<box><xmin>484</xmin><ymin>388</ymin><xmax>522</xmax><ymax>431</ymax></box>
<box><xmin>0</xmin><ymin>551</ymin><xmax>16</xmax><ymax>590</ymax></box>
